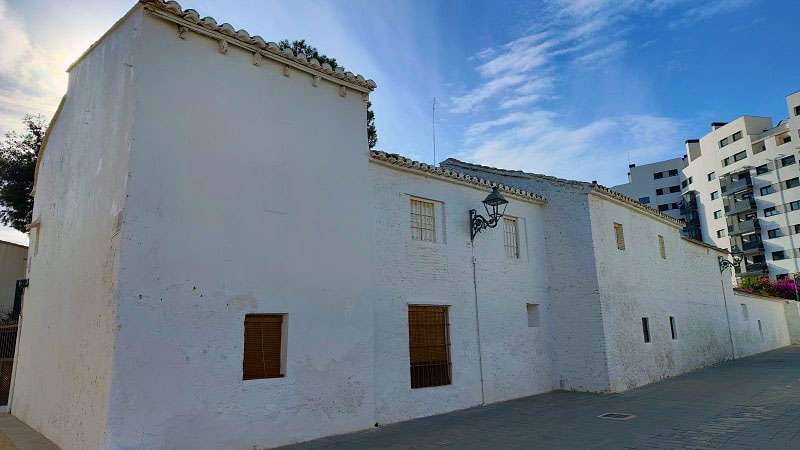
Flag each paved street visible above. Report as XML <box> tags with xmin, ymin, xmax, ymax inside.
<box><xmin>286</xmin><ymin>346</ymin><xmax>800</xmax><ymax>449</ymax></box>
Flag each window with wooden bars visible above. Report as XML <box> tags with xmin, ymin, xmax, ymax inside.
<box><xmin>243</xmin><ymin>314</ymin><xmax>284</xmax><ymax>380</ymax></box>
<box><xmin>410</xmin><ymin>199</ymin><xmax>435</xmax><ymax>242</ymax></box>
<box><xmin>614</xmin><ymin>223</ymin><xmax>625</xmax><ymax>251</ymax></box>
<box><xmin>408</xmin><ymin>305</ymin><xmax>451</xmax><ymax>389</ymax></box>
<box><xmin>503</xmin><ymin>217</ymin><xmax>520</xmax><ymax>258</ymax></box>
<box><xmin>658</xmin><ymin>235</ymin><xmax>666</xmax><ymax>259</ymax></box>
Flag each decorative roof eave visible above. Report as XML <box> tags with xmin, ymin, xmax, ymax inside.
<box><xmin>136</xmin><ymin>1</ymin><xmax>376</xmax><ymax>94</ymax></box>
<box><xmin>681</xmin><ymin>236</ymin><xmax>728</xmax><ymax>254</ymax></box>
<box><xmin>369</xmin><ymin>151</ymin><xmax>547</xmax><ymax>205</ymax></box>
<box><xmin>440</xmin><ymin>158</ymin><xmax>684</xmax><ymax>227</ymax></box>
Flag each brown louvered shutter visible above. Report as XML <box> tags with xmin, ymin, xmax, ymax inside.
<box><xmin>408</xmin><ymin>306</ymin><xmax>451</xmax><ymax>389</ymax></box>
<box><xmin>243</xmin><ymin>315</ymin><xmax>283</xmax><ymax>380</ymax></box>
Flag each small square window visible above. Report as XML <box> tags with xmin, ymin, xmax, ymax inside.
<box><xmin>732</xmin><ymin>131</ymin><xmax>743</xmax><ymax>142</ymax></box>
<box><xmin>614</xmin><ymin>223</ymin><xmax>625</xmax><ymax>250</ymax></box>
<box><xmin>733</xmin><ymin>150</ymin><xmax>747</xmax><ymax>162</ymax></box>
<box><xmin>642</xmin><ymin>317</ymin><xmax>651</xmax><ymax>343</ymax></box>
<box><xmin>768</xmin><ymin>229</ymin><xmax>781</xmax><ymax>239</ymax></box>
<box><xmin>760</xmin><ymin>185</ymin><xmax>775</xmax><ymax>196</ymax></box>
<box><xmin>714</xmin><ymin>210</ymin><xmax>722</xmax><ymax>219</ymax></box>
<box><xmin>773</xmin><ymin>250</ymin><xmax>786</xmax><ymax>260</ymax></box>
<box><xmin>639</xmin><ymin>196</ymin><xmax>650</xmax><ymax>204</ymax></box>
<box><xmin>656</xmin><ymin>188</ymin><xmax>664</xmax><ymax>196</ymax></box>
<box><xmin>526</xmin><ymin>303</ymin><xmax>540</xmax><ymax>327</ymax></box>
<box><xmin>711</xmin><ymin>191</ymin><xmax>719</xmax><ymax>200</ymax></box>
<box><xmin>783</xmin><ymin>136</ymin><xmax>793</xmax><ymax>144</ymax></box>
<box><xmin>785</xmin><ymin>177</ymin><xmax>800</xmax><ymax>189</ymax></box>
<box><xmin>719</xmin><ymin>137</ymin><xmax>730</xmax><ymax>148</ymax></box>
<box><xmin>243</xmin><ymin>314</ymin><xmax>285</xmax><ymax>380</ymax></box>
<box><xmin>717</xmin><ymin>229</ymin><xmax>726</xmax><ymax>238</ymax></box>
<box><xmin>669</xmin><ymin>185</ymin><xmax>680</xmax><ymax>193</ymax></box>
<box><xmin>681</xmin><ymin>180</ymin><xmax>688</xmax><ymax>188</ymax></box>
<box><xmin>795</xmin><ymin>224</ymin><xmax>800</xmax><ymax>234</ymax></box>
<box><xmin>688</xmin><ymin>176</ymin><xmax>693</xmax><ymax>185</ymax></box>
<box><xmin>503</xmin><ymin>217</ymin><xmax>520</xmax><ymax>259</ymax></box>
<box><xmin>658</xmin><ymin>204</ymin><xmax>669</xmax><ymax>212</ymax></box>
<box><xmin>782</xmin><ymin>155</ymin><xmax>796</xmax><ymax>167</ymax></box>
<box><xmin>791</xmin><ymin>201</ymin><xmax>800</xmax><ymax>211</ymax></box>
<box><xmin>764</xmin><ymin>207</ymin><xmax>778</xmax><ymax>217</ymax></box>
<box><xmin>707</xmin><ymin>171</ymin><xmax>716</xmax><ymax>181</ymax></box>
<box><xmin>669</xmin><ymin>316</ymin><xmax>677</xmax><ymax>340</ymax></box>
<box><xmin>671</xmin><ymin>202</ymin><xmax>679</xmax><ymax>210</ymax></box>
<box><xmin>654</xmin><ymin>172</ymin><xmax>664</xmax><ymax>180</ymax></box>
<box><xmin>410</xmin><ymin>199</ymin><xmax>436</xmax><ymax>242</ymax></box>
<box><xmin>668</xmin><ymin>169</ymin><xmax>678</xmax><ymax>177</ymax></box>
<box><xmin>795</xmin><ymin>105</ymin><xmax>800</xmax><ymax>116</ymax></box>
<box><xmin>756</xmin><ymin>164</ymin><xmax>769</xmax><ymax>175</ymax></box>
<box><xmin>722</xmin><ymin>157</ymin><xmax>731</xmax><ymax>167</ymax></box>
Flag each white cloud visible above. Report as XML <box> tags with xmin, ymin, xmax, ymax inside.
<box><xmin>669</xmin><ymin>0</ymin><xmax>756</xmax><ymax>28</ymax></box>
<box><xmin>0</xmin><ymin>0</ymin><xmax>66</xmax><ymax>134</ymax></box>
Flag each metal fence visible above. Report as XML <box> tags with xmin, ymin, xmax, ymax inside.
<box><xmin>0</xmin><ymin>323</ymin><xmax>18</xmax><ymax>406</ymax></box>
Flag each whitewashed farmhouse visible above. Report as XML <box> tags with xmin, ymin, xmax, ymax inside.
<box><xmin>9</xmin><ymin>1</ymin><xmax>800</xmax><ymax>449</ymax></box>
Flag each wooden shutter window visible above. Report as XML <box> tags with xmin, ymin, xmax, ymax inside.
<box><xmin>243</xmin><ymin>314</ymin><xmax>284</xmax><ymax>380</ymax></box>
<box><xmin>408</xmin><ymin>305</ymin><xmax>451</xmax><ymax>389</ymax></box>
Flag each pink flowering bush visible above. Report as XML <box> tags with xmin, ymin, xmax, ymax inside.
<box><xmin>738</xmin><ymin>276</ymin><xmax>800</xmax><ymax>300</ymax></box>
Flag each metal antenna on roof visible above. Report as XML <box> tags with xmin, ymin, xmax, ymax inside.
<box><xmin>432</xmin><ymin>97</ymin><xmax>437</xmax><ymax>166</ymax></box>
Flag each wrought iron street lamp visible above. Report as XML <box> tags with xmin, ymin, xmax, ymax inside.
<box><xmin>470</xmin><ymin>186</ymin><xmax>509</xmax><ymax>241</ymax></box>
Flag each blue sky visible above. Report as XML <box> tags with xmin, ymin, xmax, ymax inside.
<box><xmin>1</xmin><ymin>0</ymin><xmax>799</xmax><ymax>192</ymax></box>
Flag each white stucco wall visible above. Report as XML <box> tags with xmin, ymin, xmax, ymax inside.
<box><xmin>0</xmin><ymin>241</ymin><xmax>27</xmax><ymax>314</ymax></box>
<box><xmin>369</xmin><ymin>162</ymin><xmax>550</xmax><ymax>425</ymax></box>
<box><xmin>729</xmin><ymin>292</ymin><xmax>793</xmax><ymax>357</ymax></box>
<box><xmin>10</xmin><ymin>9</ymin><xmax>141</xmax><ymax>450</ymax></box>
<box><xmin>588</xmin><ymin>195</ymin><xmax>796</xmax><ymax>392</ymax></box>
<box><xmin>103</xmin><ymin>11</ymin><xmax>374</xmax><ymax>450</ymax></box>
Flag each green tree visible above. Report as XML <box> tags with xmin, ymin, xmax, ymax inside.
<box><xmin>0</xmin><ymin>115</ymin><xmax>45</xmax><ymax>232</ymax></box>
<box><xmin>279</xmin><ymin>39</ymin><xmax>377</xmax><ymax>149</ymax></box>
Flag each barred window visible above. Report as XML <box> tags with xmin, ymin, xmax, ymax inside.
<box><xmin>410</xmin><ymin>199</ymin><xmax>435</xmax><ymax>242</ymax></box>
<box><xmin>614</xmin><ymin>223</ymin><xmax>625</xmax><ymax>250</ymax></box>
<box><xmin>243</xmin><ymin>314</ymin><xmax>284</xmax><ymax>380</ymax></box>
<box><xmin>408</xmin><ymin>305</ymin><xmax>451</xmax><ymax>389</ymax></box>
<box><xmin>503</xmin><ymin>217</ymin><xmax>520</xmax><ymax>258</ymax></box>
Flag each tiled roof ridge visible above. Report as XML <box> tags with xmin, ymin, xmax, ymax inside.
<box><xmin>441</xmin><ymin>158</ymin><xmax>685</xmax><ymax>227</ymax></box>
<box><xmin>370</xmin><ymin>151</ymin><xmax>547</xmax><ymax>204</ymax></box>
<box><xmin>141</xmin><ymin>1</ymin><xmax>376</xmax><ymax>92</ymax></box>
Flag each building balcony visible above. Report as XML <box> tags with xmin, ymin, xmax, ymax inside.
<box><xmin>725</xmin><ymin>198</ymin><xmax>757</xmax><ymax>216</ymax></box>
<box><xmin>728</xmin><ymin>218</ymin><xmax>760</xmax><ymax>236</ymax></box>
<box><xmin>730</xmin><ymin>240</ymin><xmax>764</xmax><ymax>255</ymax></box>
<box><xmin>721</xmin><ymin>176</ymin><xmax>753</xmax><ymax>195</ymax></box>
<box><xmin>738</xmin><ymin>261</ymin><xmax>767</xmax><ymax>277</ymax></box>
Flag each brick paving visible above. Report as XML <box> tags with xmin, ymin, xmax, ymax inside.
<box><xmin>285</xmin><ymin>346</ymin><xmax>800</xmax><ymax>450</ymax></box>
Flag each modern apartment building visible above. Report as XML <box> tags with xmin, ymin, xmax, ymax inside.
<box><xmin>612</xmin><ymin>158</ymin><xmax>688</xmax><ymax>220</ymax></box>
<box><xmin>677</xmin><ymin>91</ymin><xmax>800</xmax><ymax>279</ymax></box>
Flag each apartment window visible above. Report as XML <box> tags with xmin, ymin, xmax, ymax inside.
<box><xmin>658</xmin><ymin>204</ymin><xmax>669</xmax><ymax>212</ymax></box>
<box><xmin>711</xmin><ymin>191</ymin><xmax>719</xmax><ymax>200</ymax></box>
<box><xmin>656</xmin><ymin>188</ymin><xmax>664</xmax><ymax>195</ymax></box>
<box><xmin>243</xmin><ymin>314</ymin><xmax>285</xmax><ymax>380</ymax></box>
<box><xmin>791</xmin><ymin>201</ymin><xmax>800</xmax><ymax>211</ymax></box>
<box><xmin>722</xmin><ymin>157</ymin><xmax>731</xmax><ymax>167</ymax></box>
<box><xmin>526</xmin><ymin>303</ymin><xmax>541</xmax><ymax>327</ymax></box>
<box><xmin>732</xmin><ymin>131</ymin><xmax>743</xmax><ymax>142</ymax></box>
<box><xmin>714</xmin><ymin>210</ymin><xmax>722</xmax><ymax>219</ymax></box>
<box><xmin>717</xmin><ymin>229</ymin><xmax>726</xmax><ymax>238</ymax></box>
<box><xmin>614</xmin><ymin>223</ymin><xmax>625</xmax><ymax>250</ymax></box>
<box><xmin>785</xmin><ymin>177</ymin><xmax>800</xmax><ymax>189</ymax></box>
<box><xmin>783</xmin><ymin>135</ymin><xmax>793</xmax><ymax>144</ymax></box>
<box><xmin>654</xmin><ymin>172</ymin><xmax>664</xmax><ymax>180</ymax></box>
<box><xmin>671</xmin><ymin>202</ymin><xmax>679</xmax><ymax>210</ymax></box>
<box><xmin>642</xmin><ymin>317</ymin><xmax>651</xmax><ymax>343</ymax></box>
<box><xmin>688</xmin><ymin>176</ymin><xmax>693</xmax><ymax>185</ymax></box>
<box><xmin>410</xmin><ymin>199</ymin><xmax>435</xmax><ymax>242</ymax></box>
<box><xmin>639</xmin><ymin>196</ymin><xmax>650</xmax><ymax>204</ymax></box>
<box><xmin>795</xmin><ymin>105</ymin><xmax>800</xmax><ymax>116</ymax></box>
<box><xmin>756</xmin><ymin>164</ymin><xmax>769</xmax><ymax>175</ymax></box>
<box><xmin>719</xmin><ymin>137</ymin><xmax>730</xmax><ymax>148</ymax></box>
<box><xmin>658</xmin><ymin>235</ymin><xmax>666</xmax><ymax>259</ymax></box>
<box><xmin>707</xmin><ymin>171</ymin><xmax>716</xmax><ymax>181</ymax></box>
<box><xmin>668</xmin><ymin>169</ymin><xmax>678</xmax><ymax>177</ymax></box>
<box><xmin>795</xmin><ymin>224</ymin><xmax>800</xmax><ymax>234</ymax></box>
<box><xmin>768</xmin><ymin>229</ymin><xmax>781</xmax><ymax>239</ymax></box>
<box><xmin>760</xmin><ymin>185</ymin><xmax>775</xmax><ymax>196</ymax></box>
<box><xmin>782</xmin><ymin>155</ymin><xmax>796</xmax><ymax>167</ymax></box>
<box><xmin>669</xmin><ymin>316</ymin><xmax>677</xmax><ymax>340</ymax></box>
<box><xmin>764</xmin><ymin>207</ymin><xmax>778</xmax><ymax>217</ymax></box>
<box><xmin>733</xmin><ymin>150</ymin><xmax>747</xmax><ymax>162</ymax></box>
<box><xmin>669</xmin><ymin>185</ymin><xmax>680</xmax><ymax>193</ymax></box>
<box><xmin>773</xmin><ymin>250</ymin><xmax>786</xmax><ymax>261</ymax></box>
<box><xmin>740</xmin><ymin>304</ymin><xmax>749</xmax><ymax>320</ymax></box>
<box><xmin>503</xmin><ymin>217</ymin><xmax>520</xmax><ymax>259</ymax></box>
<box><xmin>408</xmin><ymin>305</ymin><xmax>451</xmax><ymax>389</ymax></box>
<box><xmin>681</xmin><ymin>180</ymin><xmax>688</xmax><ymax>188</ymax></box>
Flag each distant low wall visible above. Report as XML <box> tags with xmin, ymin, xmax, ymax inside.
<box><xmin>730</xmin><ymin>292</ymin><xmax>797</xmax><ymax>358</ymax></box>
